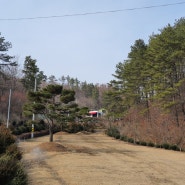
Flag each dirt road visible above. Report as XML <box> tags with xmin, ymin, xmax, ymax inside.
<box><xmin>19</xmin><ymin>130</ymin><xmax>185</xmax><ymax>185</ymax></box>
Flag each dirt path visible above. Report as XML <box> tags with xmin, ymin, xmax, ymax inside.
<box><xmin>19</xmin><ymin>130</ymin><xmax>185</xmax><ymax>185</ymax></box>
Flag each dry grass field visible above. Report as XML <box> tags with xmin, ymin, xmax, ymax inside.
<box><xmin>19</xmin><ymin>129</ymin><xmax>185</xmax><ymax>185</ymax></box>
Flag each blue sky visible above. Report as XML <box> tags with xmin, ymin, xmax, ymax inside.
<box><xmin>0</xmin><ymin>0</ymin><xmax>185</xmax><ymax>84</ymax></box>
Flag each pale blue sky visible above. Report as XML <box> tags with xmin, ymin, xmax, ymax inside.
<box><xmin>0</xmin><ymin>0</ymin><xmax>185</xmax><ymax>84</ymax></box>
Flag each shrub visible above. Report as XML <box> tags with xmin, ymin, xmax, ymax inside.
<box><xmin>140</xmin><ymin>141</ymin><xmax>147</xmax><ymax>146</ymax></box>
<box><xmin>11</xmin><ymin>119</ymin><xmax>48</xmax><ymax>135</ymax></box>
<box><xmin>155</xmin><ymin>144</ymin><xmax>162</xmax><ymax>148</ymax></box>
<box><xmin>10</xmin><ymin>162</ymin><xmax>28</xmax><ymax>185</ymax></box>
<box><xmin>0</xmin><ymin>154</ymin><xmax>18</xmax><ymax>184</ymax></box>
<box><xmin>106</xmin><ymin>127</ymin><xmax>120</xmax><ymax>139</ymax></box>
<box><xmin>0</xmin><ymin>126</ymin><xmax>16</xmax><ymax>154</ymax></box>
<box><xmin>147</xmin><ymin>142</ymin><xmax>155</xmax><ymax>147</ymax></box>
<box><xmin>162</xmin><ymin>143</ymin><xmax>170</xmax><ymax>149</ymax></box>
<box><xmin>120</xmin><ymin>135</ymin><xmax>128</xmax><ymax>142</ymax></box>
<box><xmin>12</xmin><ymin>121</ymin><xmax>16</xmax><ymax>126</ymax></box>
<box><xmin>67</xmin><ymin>122</ymin><xmax>83</xmax><ymax>133</ymax></box>
<box><xmin>12</xmin><ymin>128</ymin><xmax>21</xmax><ymax>135</ymax></box>
<box><xmin>115</xmin><ymin>134</ymin><xmax>120</xmax><ymax>139</ymax></box>
<box><xmin>34</xmin><ymin>130</ymin><xmax>49</xmax><ymax>137</ymax></box>
<box><xmin>18</xmin><ymin>126</ymin><xmax>28</xmax><ymax>134</ymax></box>
<box><xmin>83</xmin><ymin>122</ymin><xmax>95</xmax><ymax>133</ymax></box>
<box><xmin>18</xmin><ymin>120</ymin><xmax>25</xmax><ymax>126</ymax></box>
<box><xmin>128</xmin><ymin>138</ymin><xmax>134</xmax><ymax>143</ymax></box>
<box><xmin>0</xmin><ymin>154</ymin><xmax>27</xmax><ymax>185</ymax></box>
<box><xmin>170</xmin><ymin>145</ymin><xmax>180</xmax><ymax>151</ymax></box>
<box><xmin>6</xmin><ymin>144</ymin><xmax>22</xmax><ymax>160</ymax></box>
<box><xmin>37</xmin><ymin>120</ymin><xmax>46</xmax><ymax>130</ymax></box>
<box><xmin>66</xmin><ymin>122</ymin><xmax>95</xmax><ymax>133</ymax></box>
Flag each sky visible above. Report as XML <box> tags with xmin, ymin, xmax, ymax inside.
<box><xmin>0</xmin><ymin>0</ymin><xmax>185</xmax><ymax>84</ymax></box>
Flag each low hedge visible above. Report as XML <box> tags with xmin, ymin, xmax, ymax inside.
<box><xmin>11</xmin><ymin>120</ymin><xmax>46</xmax><ymax>135</ymax></box>
<box><xmin>105</xmin><ymin>127</ymin><xmax>120</xmax><ymax>139</ymax></box>
<box><xmin>17</xmin><ymin>129</ymin><xmax>49</xmax><ymax>140</ymax></box>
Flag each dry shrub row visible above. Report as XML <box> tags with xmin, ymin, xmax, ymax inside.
<box><xmin>105</xmin><ymin>104</ymin><xmax>185</xmax><ymax>151</ymax></box>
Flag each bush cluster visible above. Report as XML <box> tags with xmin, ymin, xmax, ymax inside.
<box><xmin>11</xmin><ymin>120</ymin><xmax>46</xmax><ymax>135</ymax></box>
<box><xmin>0</xmin><ymin>125</ymin><xmax>28</xmax><ymax>185</ymax></box>
<box><xmin>66</xmin><ymin>120</ymin><xmax>95</xmax><ymax>133</ymax></box>
<box><xmin>17</xmin><ymin>130</ymin><xmax>49</xmax><ymax>140</ymax></box>
<box><xmin>105</xmin><ymin>126</ymin><xmax>120</xmax><ymax>139</ymax></box>
<box><xmin>10</xmin><ymin>117</ymin><xmax>97</xmax><ymax>137</ymax></box>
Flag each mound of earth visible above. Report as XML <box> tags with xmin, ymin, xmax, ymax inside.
<box><xmin>38</xmin><ymin>142</ymin><xmax>68</xmax><ymax>152</ymax></box>
<box><xmin>38</xmin><ymin>142</ymin><xmax>95</xmax><ymax>155</ymax></box>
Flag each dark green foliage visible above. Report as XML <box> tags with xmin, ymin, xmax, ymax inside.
<box><xmin>0</xmin><ymin>154</ymin><xmax>27</xmax><ymax>185</ymax></box>
<box><xmin>140</xmin><ymin>141</ymin><xmax>147</xmax><ymax>146</ymax></box>
<box><xmin>67</xmin><ymin>123</ymin><xmax>84</xmax><ymax>133</ymax></box>
<box><xmin>169</xmin><ymin>145</ymin><xmax>180</xmax><ymax>151</ymax></box>
<box><xmin>162</xmin><ymin>143</ymin><xmax>170</xmax><ymax>149</ymax></box>
<box><xmin>77</xmin><ymin>107</ymin><xmax>89</xmax><ymax>117</ymax></box>
<box><xmin>31</xmin><ymin>120</ymin><xmax>46</xmax><ymax>131</ymax></box>
<box><xmin>106</xmin><ymin>127</ymin><xmax>120</xmax><ymax>139</ymax></box>
<box><xmin>66</xmin><ymin>117</ymin><xmax>96</xmax><ymax>133</ymax></box>
<box><xmin>17</xmin><ymin>130</ymin><xmax>50</xmax><ymax>140</ymax></box>
<box><xmin>0</xmin><ymin>154</ymin><xmax>18</xmax><ymax>184</ymax></box>
<box><xmin>24</xmin><ymin>84</ymin><xmax>78</xmax><ymax>142</ymax></box>
<box><xmin>0</xmin><ymin>33</ymin><xmax>16</xmax><ymax>67</ymax></box>
<box><xmin>21</xmin><ymin>56</ymin><xmax>47</xmax><ymax>91</ymax></box>
<box><xmin>155</xmin><ymin>144</ymin><xmax>162</xmax><ymax>148</ymax></box>
<box><xmin>11</xmin><ymin>120</ymin><xmax>46</xmax><ymax>135</ymax></box>
<box><xmin>43</xmin><ymin>84</ymin><xmax>63</xmax><ymax>95</ymax></box>
<box><xmin>61</xmin><ymin>89</ymin><xmax>75</xmax><ymax>103</ymax></box>
<box><xmin>81</xmin><ymin>82</ymin><xmax>96</xmax><ymax>97</ymax></box>
<box><xmin>109</xmin><ymin>39</ymin><xmax>148</xmax><ymax>110</ymax></box>
<box><xmin>102</xmin><ymin>90</ymin><xmax>126</xmax><ymax>119</ymax></box>
<box><xmin>128</xmin><ymin>138</ymin><xmax>134</xmax><ymax>143</ymax></box>
<box><xmin>147</xmin><ymin>142</ymin><xmax>155</xmax><ymax>147</ymax></box>
<box><xmin>120</xmin><ymin>135</ymin><xmax>128</xmax><ymax>141</ymax></box>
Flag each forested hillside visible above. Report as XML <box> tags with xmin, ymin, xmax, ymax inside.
<box><xmin>105</xmin><ymin>18</ymin><xmax>185</xmax><ymax>150</ymax></box>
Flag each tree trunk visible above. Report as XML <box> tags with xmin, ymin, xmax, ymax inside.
<box><xmin>49</xmin><ymin>126</ymin><xmax>53</xmax><ymax>142</ymax></box>
<box><xmin>174</xmin><ymin>105</ymin><xmax>179</xmax><ymax>127</ymax></box>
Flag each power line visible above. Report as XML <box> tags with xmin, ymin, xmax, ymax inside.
<box><xmin>0</xmin><ymin>1</ymin><xmax>185</xmax><ymax>21</ymax></box>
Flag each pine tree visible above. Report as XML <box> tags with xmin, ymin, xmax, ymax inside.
<box><xmin>0</xmin><ymin>33</ymin><xmax>16</xmax><ymax>67</ymax></box>
<box><xmin>23</xmin><ymin>84</ymin><xmax>78</xmax><ymax>142</ymax></box>
<box><xmin>21</xmin><ymin>56</ymin><xmax>47</xmax><ymax>91</ymax></box>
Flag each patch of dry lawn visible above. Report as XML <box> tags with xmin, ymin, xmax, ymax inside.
<box><xmin>19</xmin><ymin>131</ymin><xmax>185</xmax><ymax>185</ymax></box>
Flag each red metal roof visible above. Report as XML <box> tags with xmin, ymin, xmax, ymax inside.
<box><xmin>89</xmin><ymin>111</ymin><xmax>98</xmax><ymax>115</ymax></box>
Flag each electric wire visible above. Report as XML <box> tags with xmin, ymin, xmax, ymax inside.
<box><xmin>0</xmin><ymin>1</ymin><xmax>185</xmax><ymax>21</ymax></box>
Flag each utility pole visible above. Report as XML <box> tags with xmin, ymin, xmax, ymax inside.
<box><xmin>31</xmin><ymin>76</ymin><xmax>37</xmax><ymax>138</ymax></box>
<box><xmin>6</xmin><ymin>89</ymin><xmax>12</xmax><ymax>128</ymax></box>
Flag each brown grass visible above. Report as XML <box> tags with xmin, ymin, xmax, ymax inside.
<box><xmin>19</xmin><ymin>130</ymin><xmax>185</xmax><ymax>185</ymax></box>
